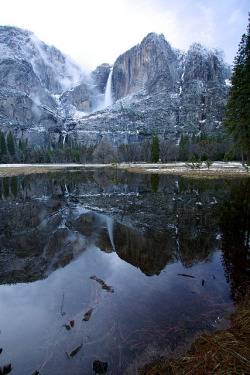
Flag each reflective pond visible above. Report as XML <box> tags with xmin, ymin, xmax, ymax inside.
<box><xmin>0</xmin><ymin>169</ymin><xmax>249</xmax><ymax>375</ymax></box>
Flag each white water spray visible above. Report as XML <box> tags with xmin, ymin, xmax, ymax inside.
<box><xmin>103</xmin><ymin>68</ymin><xmax>113</xmax><ymax>108</ymax></box>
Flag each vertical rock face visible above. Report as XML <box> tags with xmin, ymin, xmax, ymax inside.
<box><xmin>0</xmin><ymin>58</ymin><xmax>57</xmax><ymax>109</ymax></box>
<box><xmin>91</xmin><ymin>63</ymin><xmax>112</xmax><ymax>94</ymax></box>
<box><xmin>178</xmin><ymin>43</ymin><xmax>231</xmax><ymax>133</ymax></box>
<box><xmin>112</xmin><ymin>33</ymin><xmax>178</xmax><ymax>100</ymax></box>
<box><xmin>0</xmin><ymin>27</ymin><xmax>231</xmax><ymax>147</ymax></box>
<box><xmin>60</xmin><ymin>84</ymin><xmax>91</xmax><ymax>112</ymax></box>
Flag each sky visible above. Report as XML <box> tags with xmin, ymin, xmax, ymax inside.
<box><xmin>0</xmin><ymin>0</ymin><xmax>249</xmax><ymax>71</ymax></box>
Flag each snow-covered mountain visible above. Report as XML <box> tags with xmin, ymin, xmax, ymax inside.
<box><xmin>0</xmin><ymin>26</ymin><xmax>231</xmax><ymax>147</ymax></box>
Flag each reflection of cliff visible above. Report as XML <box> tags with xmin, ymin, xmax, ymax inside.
<box><xmin>218</xmin><ymin>179</ymin><xmax>250</xmax><ymax>301</ymax></box>
<box><xmin>113</xmin><ymin>224</ymin><xmax>175</xmax><ymax>276</ymax></box>
<box><xmin>0</xmin><ymin>171</ymin><xmax>239</xmax><ymax>283</ymax></box>
<box><xmin>108</xmin><ymin>198</ymin><xmax>218</xmax><ymax>275</ymax></box>
<box><xmin>0</xmin><ymin>198</ymin><xmax>88</xmax><ymax>284</ymax></box>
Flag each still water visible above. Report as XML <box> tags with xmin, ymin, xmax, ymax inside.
<box><xmin>0</xmin><ymin>169</ymin><xmax>249</xmax><ymax>375</ymax></box>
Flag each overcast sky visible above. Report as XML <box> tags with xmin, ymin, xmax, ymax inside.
<box><xmin>0</xmin><ymin>0</ymin><xmax>249</xmax><ymax>71</ymax></box>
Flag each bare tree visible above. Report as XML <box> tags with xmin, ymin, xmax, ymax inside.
<box><xmin>160</xmin><ymin>140</ymin><xmax>178</xmax><ymax>161</ymax></box>
<box><xmin>118</xmin><ymin>143</ymin><xmax>140</xmax><ymax>162</ymax></box>
<box><xmin>140</xmin><ymin>140</ymin><xmax>151</xmax><ymax>162</ymax></box>
<box><xmin>93</xmin><ymin>141</ymin><xmax>117</xmax><ymax>164</ymax></box>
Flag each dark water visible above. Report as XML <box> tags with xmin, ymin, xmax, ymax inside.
<box><xmin>0</xmin><ymin>169</ymin><xmax>249</xmax><ymax>375</ymax></box>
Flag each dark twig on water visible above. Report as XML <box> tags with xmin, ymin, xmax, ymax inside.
<box><xmin>61</xmin><ymin>292</ymin><xmax>65</xmax><ymax>316</ymax></box>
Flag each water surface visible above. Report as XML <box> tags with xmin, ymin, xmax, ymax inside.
<box><xmin>0</xmin><ymin>169</ymin><xmax>249</xmax><ymax>374</ymax></box>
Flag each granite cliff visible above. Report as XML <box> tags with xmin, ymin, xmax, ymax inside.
<box><xmin>0</xmin><ymin>26</ymin><xmax>231</xmax><ymax>147</ymax></box>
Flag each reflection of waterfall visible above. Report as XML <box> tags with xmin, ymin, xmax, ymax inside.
<box><xmin>65</xmin><ymin>184</ymin><xmax>69</xmax><ymax>197</ymax></box>
<box><xmin>106</xmin><ymin>216</ymin><xmax>115</xmax><ymax>250</ymax></box>
<box><xmin>103</xmin><ymin>68</ymin><xmax>113</xmax><ymax>108</ymax></box>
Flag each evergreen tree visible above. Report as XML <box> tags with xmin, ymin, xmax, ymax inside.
<box><xmin>7</xmin><ymin>131</ymin><xmax>15</xmax><ymax>156</ymax></box>
<box><xmin>0</xmin><ymin>131</ymin><xmax>7</xmax><ymax>157</ymax></box>
<box><xmin>224</xmin><ymin>14</ymin><xmax>250</xmax><ymax>164</ymax></box>
<box><xmin>179</xmin><ymin>134</ymin><xmax>189</xmax><ymax>161</ymax></box>
<box><xmin>151</xmin><ymin>136</ymin><xmax>160</xmax><ymax>163</ymax></box>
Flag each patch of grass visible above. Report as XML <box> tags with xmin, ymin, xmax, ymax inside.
<box><xmin>140</xmin><ymin>292</ymin><xmax>250</xmax><ymax>375</ymax></box>
<box><xmin>0</xmin><ymin>167</ymin><xmax>61</xmax><ymax>177</ymax></box>
<box><xmin>0</xmin><ymin>166</ymin><xmax>83</xmax><ymax>177</ymax></box>
<box><xmin>0</xmin><ymin>167</ymin><xmax>12</xmax><ymax>172</ymax></box>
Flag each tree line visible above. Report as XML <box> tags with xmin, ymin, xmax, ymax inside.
<box><xmin>0</xmin><ymin>129</ymin><xmax>235</xmax><ymax>164</ymax></box>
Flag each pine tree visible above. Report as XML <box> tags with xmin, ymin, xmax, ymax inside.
<box><xmin>151</xmin><ymin>136</ymin><xmax>160</xmax><ymax>163</ymax></box>
<box><xmin>0</xmin><ymin>131</ymin><xmax>7</xmax><ymax>157</ymax></box>
<box><xmin>224</xmin><ymin>14</ymin><xmax>250</xmax><ymax>164</ymax></box>
<box><xmin>179</xmin><ymin>134</ymin><xmax>189</xmax><ymax>161</ymax></box>
<box><xmin>7</xmin><ymin>131</ymin><xmax>15</xmax><ymax>156</ymax></box>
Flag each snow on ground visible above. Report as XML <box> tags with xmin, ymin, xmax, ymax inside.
<box><xmin>120</xmin><ymin>162</ymin><xmax>248</xmax><ymax>175</ymax></box>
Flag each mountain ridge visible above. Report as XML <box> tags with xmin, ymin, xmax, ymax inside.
<box><xmin>0</xmin><ymin>26</ymin><xmax>231</xmax><ymax>147</ymax></box>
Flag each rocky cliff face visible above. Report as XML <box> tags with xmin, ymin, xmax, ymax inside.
<box><xmin>92</xmin><ymin>63</ymin><xmax>112</xmax><ymax>94</ymax></box>
<box><xmin>112</xmin><ymin>33</ymin><xmax>178</xmax><ymax>99</ymax></box>
<box><xmin>0</xmin><ymin>26</ymin><xmax>88</xmax><ymax>145</ymax></box>
<box><xmin>0</xmin><ymin>26</ymin><xmax>231</xmax><ymax>147</ymax></box>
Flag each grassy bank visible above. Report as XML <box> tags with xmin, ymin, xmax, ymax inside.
<box><xmin>141</xmin><ymin>292</ymin><xmax>250</xmax><ymax>375</ymax></box>
<box><xmin>0</xmin><ymin>166</ymin><xmax>65</xmax><ymax>177</ymax></box>
<box><xmin>0</xmin><ymin>164</ymin><xmax>110</xmax><ymax>177</ymax></box>
<box><xmin>0</xmin><ymin>162</ymin><xmax>249</xmax><ymax>179</ymax></box>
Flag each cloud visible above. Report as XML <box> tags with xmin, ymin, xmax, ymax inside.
<box><xmin>0</xmin><ymin>0</ymin><xmax>249</xmax><ymax>68</ymax></box>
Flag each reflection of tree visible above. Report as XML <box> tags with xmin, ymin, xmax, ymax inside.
<box><xmin>3</xmin><ymin>178</ymin><xmax>9</xmax><ymax>199</ymax></box>
<box><xmin>10</xmin><ymin>176</ymin><xmax>18</xmax><ymax>197</ymax></box>
<box><xmin>94</xmin><ymin>168</ymin><xmax>118</xmax><ymax>189</ymax></box>
<box><xmin>176</xmin><ymin>198</ymin><xmax>218</xmax><ymax>268</ymax></box>
<box><xmin>218</xmin><ymin>179</ymin><xmax>250</xmax><ymax>301</ymax></box>
<box><xmin>0</xmin><ymin>177</ymin><xmax>19</xmax><ymax>199</ymax></box>
<box><xmin>150</xmin><ymin>174</ymin><xmax>159</xmax><ymax>193</ymax></box>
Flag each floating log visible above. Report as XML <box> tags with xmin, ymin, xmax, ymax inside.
<box><xmin>90</xmin><ymin>275</ymin><xmax>114</xmax><ymax>292</ymax></box>
<box><xmin>83</xmin><ymin>308</ymin><xmax>93</xmax><ymax>321</ymax></box>
<box><xmin>65</xmin><ymin>343</ymin><xmax>83</xmax><ymax>359</ymax></box>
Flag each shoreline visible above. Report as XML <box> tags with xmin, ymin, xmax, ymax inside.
<box><xmin>141</xmin><ymin>292</ymin><xmax>249</xmax><ymax>375</ymax></box>
<box><xmin>0</xmin><ymin>161</ymin><xmax>249</xmax><ymax>178</ymax></box>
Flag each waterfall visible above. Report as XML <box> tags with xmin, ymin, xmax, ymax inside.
<box><xmin>103</xmin><ymin>68</ymin><xmax>113</xmax><ymax>108</ymax></box>
<box><xmin>62</xmin><ymin>131</ymin><xmax>67</xmax><ymax>145</ymax></box>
